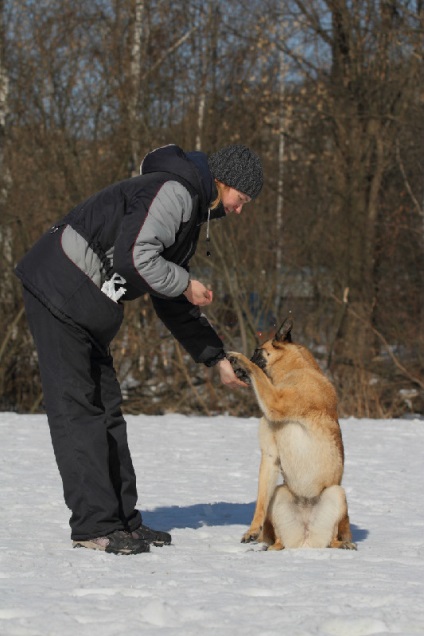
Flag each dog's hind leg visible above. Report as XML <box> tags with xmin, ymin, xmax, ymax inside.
<box><xmin>269</xmin><ymin>485</ymin><xmax>356</xmax><ymax>550</ymax></box>
<box><xmin>241</xmin><ymin>418</ymin><xmax>280</xmax><ymax>543</ymax></box>
<box><xmin>267</xmin><ymin>484</ymin><xmax>303</xmax><ymax>549</ymax></box>
<box><xmin>310</xmin><ymin>486</ymin><xmax>356</xmax><ymax>550</ymax></box>
<box><xmin>307</xmin><ymin>485</ymin><xmax>351</xmax><ymax>549</ymax></box>
<box><xmin>331</xmin><ymin>506</ymin><xmax>357</xmax><ymax>550</ymax></box>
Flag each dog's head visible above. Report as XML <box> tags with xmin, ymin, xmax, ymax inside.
<box><xmin>251</xmin><ymin>316</ymin><xmax>293</xmax><ymax>368</ymax></box>
<box><xmin>250</xmin><ymin>316</ymin><xmax>319</xmax><ymax>381</ymax></box>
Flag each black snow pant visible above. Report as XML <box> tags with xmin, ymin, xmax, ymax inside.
<box><xmin>22</xmin><ymin>288</ymin><xmax>142</xmax><ymax>541</ymax></box>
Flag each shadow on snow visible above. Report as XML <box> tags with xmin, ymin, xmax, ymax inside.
<box><xmin>140</xmin><ymin>502</ymin><xmax>369</xmax><ymax>543</ymax></box>
<box><xmin>141</xmin><ymin>501</ymin><xmax>255</xmax><ymax>531</ymax></box>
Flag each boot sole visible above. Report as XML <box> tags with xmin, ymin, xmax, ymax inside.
<box><xmin>150</xmin><ymin>539</ymin><xmax>170</xmax><ymax>547</ymax></box>
<box><xmin>73</xmin><ymin>540</ymin><xmax>149</xmax><ymax>555</ymax></box>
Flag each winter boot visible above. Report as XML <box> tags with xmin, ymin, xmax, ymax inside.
<box><xmin>132</xmin><ymin>524</ymin><xmax>172</xmax><ymax>546</ymax></box>
<box><xmin>73</xmin><ymin>529</ymin><xmax>150</xmax><ymax>555</ymax></box>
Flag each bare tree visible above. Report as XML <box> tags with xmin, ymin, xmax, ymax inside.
<box><xmin>0</xmin><ymin>0</ymin><xmax>6</xmax><ymax>187</ymax></box>
<box><xmin>1</xmin><ymin>0</ymin><xmax>423</xmax><ymax>417</ymax></box>
<box><xmin>272</xmin><ymin>0</ymin><xmax>424</xmax><ymax>413</ymax></box>
<box><xmin>128</xmin><ymin>0</ymin><xmax>147</xmax><ymax>175</ymax></box>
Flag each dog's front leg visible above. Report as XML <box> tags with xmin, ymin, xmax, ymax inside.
<box><xmin>241</xmin><ymin>417</ymin><xmax>280</xmax><ymax>543</ymax></box>
<box><xmin>228</xmin><ymin>352</ymin><xmax>282</xmax><ymax>422</ymax></box>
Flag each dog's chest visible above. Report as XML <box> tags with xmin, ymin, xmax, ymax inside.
<box><xmin>275</xmin><ymin>421</ymin><xmax>311</xmax><ymax>460</ymax></box>
<box><xmin>271</xmin><ymin>420</ymin><xmax>335</xmax><ymax>496</ymax></box>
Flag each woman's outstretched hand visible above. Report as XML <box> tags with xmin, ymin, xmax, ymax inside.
<box><xmin>216</xmin><ymin>358</ymin><xmax>249</xmax><ymax>388</ymax></box>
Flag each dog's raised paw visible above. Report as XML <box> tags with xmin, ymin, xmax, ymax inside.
<box><xmin>227</xmin><ymin>353</ymin><xmax>251</xmax><ymax>383</ymax></box>
<box><xmin>227</xmin><ymin>352</ymin><xmax>241</xmax><ymax>363</ymax></box>
<box><xmin>235</xmin><ymin>368</ymin><xmax>251</xmax><ymax>384</ymax></box>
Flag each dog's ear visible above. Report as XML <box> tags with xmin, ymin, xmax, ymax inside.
<box><xmin>273</xmin><ymin>316</ymin><xmax>293</xmax><ymax>345</ymax></box>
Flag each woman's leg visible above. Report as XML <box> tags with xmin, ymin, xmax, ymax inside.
<box><xmin>23</xmin><ymin>289</ymin><xmax>138</xmax><ymax>540</ymax></box>
<box><xmin>92</xmin><ymin>346</ymin><xmax>141</xmax><ymax>532</ymax></box>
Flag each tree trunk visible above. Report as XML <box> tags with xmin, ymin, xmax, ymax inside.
<box><xmin>129</xmin><ymin>0</ymin><xmax>146</xmax><ymax>175</ymax></box>
<box><xmin>0</xmin><ymin>0</ymin><xmax>7</xmax><ymax>193</ymax></box>
<box><xmin>275</xmin><ymin>45</ymin><xmax>286</xmax><ymax>316</ymax></box>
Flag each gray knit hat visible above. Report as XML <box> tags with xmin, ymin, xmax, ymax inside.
<box><xmin>208</xmin><ymin>145</ymin><xmax>263</xmax><ymax>199</ymax></box>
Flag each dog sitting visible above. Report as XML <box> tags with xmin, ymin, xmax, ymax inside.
<box><xmin>228</xmin><ymin>318</ymin><xmax>356</xmax><ymax>551</ymax></box>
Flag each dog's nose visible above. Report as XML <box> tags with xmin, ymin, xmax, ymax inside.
<box><xmin>251</xmin><ymin>349</ymin><xmax>263</xmax><ymax>365</ymax></box>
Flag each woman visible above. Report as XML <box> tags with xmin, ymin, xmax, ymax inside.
<box><xmin>15</xmin><ymin>143</ymin><xmax>264</xmax><ymax>555</ymax></box>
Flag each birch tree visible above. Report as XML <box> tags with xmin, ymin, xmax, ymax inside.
<box><xmin>0</xmin><ymin>0</ymin><xmax>7</xmax><ymax>199</ymax></box>
<box><xmin>129</xmin><ymin>0</ymin><xmax>147</xmax><ymax>175</ymax></box>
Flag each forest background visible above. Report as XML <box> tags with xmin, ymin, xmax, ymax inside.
<box><xmin>0</xmin><ymin>0</ymin><xmax>423</xmax><ymax>419</ymax></box>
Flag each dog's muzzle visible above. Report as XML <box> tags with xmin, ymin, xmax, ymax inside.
<box><xmin>251</xmin><ymin>348</ymin><xmax>267</xmax><ymax>370</ymax></box>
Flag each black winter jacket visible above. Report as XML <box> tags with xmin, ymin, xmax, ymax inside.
<box><xmin>15</xmin><ymin>145</ymin><xmax>226</xmax><ymax>365</ymax></box>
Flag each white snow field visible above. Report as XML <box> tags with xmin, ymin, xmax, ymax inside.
<box><xmin>1</xmin><ymin>412</ymin><xmax>423</xmax><ymax>636</ymax></box>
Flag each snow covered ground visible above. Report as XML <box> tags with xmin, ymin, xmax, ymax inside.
<box><xmin>1</xmin><ymin>411</ymin><xmax>423</xmax><ymax>636</ymax></box>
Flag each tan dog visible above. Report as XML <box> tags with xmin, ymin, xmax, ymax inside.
<box><xmin>228</xmin><ymin>318</ymin><xmax>356</xmax><ymax>551</ymax></box>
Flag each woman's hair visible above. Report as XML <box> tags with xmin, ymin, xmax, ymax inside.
<box><xmin>210</xmin><ymin>180</ymin><xmax>227</xmax><ymax>210</ymax></box>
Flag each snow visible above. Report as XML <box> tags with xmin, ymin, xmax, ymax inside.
<box><xmin>1</xmin><ymin>411</ymin><xmax>424</xmax><ymax>636</ymax></box>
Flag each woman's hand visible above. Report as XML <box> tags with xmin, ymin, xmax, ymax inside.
<box><xmin>216</xmin><ymin>358</ymin><xmax>249</xmax><ymax>388</ymax></box>
<box><xmin>183</xmin><ymin>280</ymin><xmax>213</xmax><ymax>306</ymax></box>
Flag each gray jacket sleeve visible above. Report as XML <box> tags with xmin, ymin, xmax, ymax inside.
<box><xmin>133</xmin><ymin>181</ymin><xmax>193</xmax><ymax>297</ymax></box>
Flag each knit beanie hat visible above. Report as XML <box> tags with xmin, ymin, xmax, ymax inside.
<box><xmin>208</xmin><ymin>145</ymin><xmax>263</xmax><ymax>199</ymax></box>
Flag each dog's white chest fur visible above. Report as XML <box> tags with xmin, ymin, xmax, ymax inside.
<box><xmin>265</xmin><ymin>418</ymin><xmax>340</xmax><ymax>499</ymax></box>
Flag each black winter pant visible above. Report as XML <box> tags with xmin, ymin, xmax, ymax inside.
<box><xmin>23</xmin><ymin>288</ymin><xmax>141</xmax><ymax>540</ymax></box>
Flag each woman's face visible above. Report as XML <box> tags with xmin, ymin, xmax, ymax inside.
<box><xmin>219</xmin><ymin>183</ymin><xmax>251</xmax><ymax>215</ymax></box>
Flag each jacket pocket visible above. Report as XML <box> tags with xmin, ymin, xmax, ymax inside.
<box><xmin>61</xmin><ymin>274</ymin><xmax>124</xmax><ymax>345</ymax></box>
<box><xmin>16</xmin><ymin>227</ymin><xmax>124</xmax><ymax>346</ymax></box>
